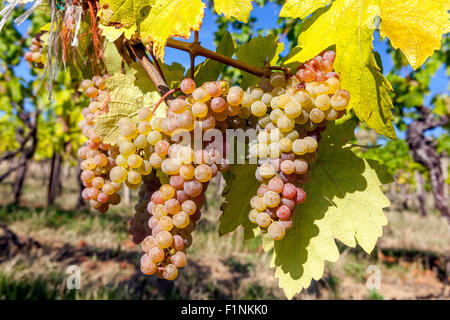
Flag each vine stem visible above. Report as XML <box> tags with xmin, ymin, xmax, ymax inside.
<box><xmin>166</xmin><ymin>39</ymin><xmax>271</xmax><ymax>78</ymax></box>
<box><xmin>152</xmin><ymin>88</ymin><xmax>180</xmax><ymax>114</ymax></box>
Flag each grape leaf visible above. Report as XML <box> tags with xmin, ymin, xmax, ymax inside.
<box><xmin>214</xmin><ymin>0</ymin><xmax>253</xmax><ymax>23</ymax></box>
<box><xmin>195</xmin><ymin>31</ymin><xmax>236</xmax><ymax>84</ymax></box>
<box><xmin>99</xmin><ymin>23</ymin><xmax>137</xmax><ymax>41</ymax></box>
<box><xmin>98</xmin><ymin>0</ymin><xmax>151</xmax><ymax>28</ymax></box>
<box><xmin>103</xmin><ymin>41</ymin><xmax>123</xmax><ymax>74</ymax></box>
<box><xmin>265</xmin><ymin>120</ymin><xmax>392</xmax><ymax>299</ymax></box>
<box><xmin>283</xmin><ymin>0</ymin><xmax>396</xmax><ymax>139</ymax></box>
<box><xmin>219</xmin><ymin>163</ymin><xmax>260</xmax><ymax>240</ymax></box>
<box><xmin>95</xmin><ymin>73</ymin><xmax>163</xmax><ymax>144</ymax></box>
<box><xmin>235</xmin><ymin>34</ymin><xmax>284</xmax><ymax>89</ymax></box>
<box><xmin>280</xmin><ymin>0</ymin><xmax>332</xmax><ymax>19</ymax></box>
<box><xmin>139</xmin><ymin>0</ymin><xmax>205</xmax><ymax>61</ymax></box>
<box><xmin>130</xmin><ymin>61</ymin><xmax>185</xmax><ymax>91</ymax></box>
<box><xmin>379</xmin><ymin>0</ymin><xmax>450</xmax><ymax>70</ymax></box>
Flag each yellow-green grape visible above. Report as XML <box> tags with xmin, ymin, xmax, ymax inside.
<box><xmin>293</xmin><ymin>89</ymin><xmax>310</xmax><ymax>106</ymax></box>
<box><xmin>277</xmin><ymin>94</ymin><xmax>290</xmax><ymax>109</ymax></box>
<box><xmin>159</xmin><ymin>184</ymin><xmax>175</xmax><ymax>200</ymax></box>
<box><xmin>102</xmin><ymin>183</ymin><xmax>116</xmax><ymax>196</ymax></box>
<box><xmin>194</xmin><ymin>164</ymin><xmax>212</xmax><ymax>182</ymax></box>
<box><xmin>259</xmin><ymin>162</ymin><xmax>276</xmax><ymax>179</ymax></box>
<box><xmin>150</xmin><ymin>117</ymin><xmax>163</xmax><ymax>132</ymax></box>
<box><xmin>269</xmin><ymin>128</ymin><xmax>282</xmax><ymax>142</ymax></box>
<box><xmin>138</xmin><ymin>121</ymin><xmax>152</xmax><ymax>135</ymax></box>
<box><xmin>269</xmin><ymin>108</ymin><xmax>283</xmax><ymax>123</ymax></box>
<box><xmin>173</xmin><ymin>212</ymin><xmax>190</xmax><ymax>229</ymax></box>
<box><xmin>280</xmin><ymin>160</ymin><xmax>295</xmax><ymax>174</ymax></box>
<box><xmin>326</xmin><ymin>77</ymin><xmax>340</xmax><ymax>94</ymax></box>
<box><xmin>263</xmin><ymin>190</ymin><xmax>281</xmax><ymax>208</ymax></box>
<box><xmin>134</xmin><ymin>134</ymin><xmax>148</xmax><ymax>149</ymax></box>
<box><xmin>256</xmin><ymin>143</ymin><xmax>268</xmax><ymax>158</ymax></box>
<box><xmin>241</xmin><ymin>93</ymin><xmax>254</xmax><ymax>108</ymax></box>
<box><xmin>161</xmin><ymin>158</ymin><xmax>182</xmax><ymax>175</ymax></box>
<box><xmin>303</xmin><ymin>136</ymin><xmax>318</xmax><ymax>153</ymax></box>
<box><xmin>279</xmin><ymin>137</ymin><xmax>293</xmax><ymax>152</ymax></box>
<box><xmin>115</xmin><ymin>134</ymin><xmax>129</xmax><ymax>146</ymax></box>
<box><xmin>258</xmin><ymin>115</ymin><xmax>271</xmax><ymax>128</ymax></box>
<box><xmin>315</xmin><ymin>94</ymin><xmax>331</xmax><ymax>111</ymax></box>
<box><xmin>249</xmin><ymin>209</ymin><xmax>259</xmax><ymax>223</ymax></box>
<box><xmin>309</xmin><ymin>108</ymin><xmax>326</xmax><ymax>123</ymax></box>
<box><xmin>250</xmin><ymin>101</ymin><xmax>267</xmax><ymax>117</ymax></box>
<box><xmin>138</xmin><ymin>107</ymin><xmax>152</xmax><ymax>121</ymax></box>
<box><xmin>257</xmin><ymin>131</ymin><xmax>269</xmax><ymax>144</ymax></box>
<box><xmin>110</xmin><ymin>166</ymin><xmax>127</xmax><ymax>183</ymax></box>
<box><xmin>81</xmin><ymin>158</ymin><xmax>96</xmax><ymax>170</ymax></box>
<box><xmin>119</xmin><ymin>141</ymin><xmax>135</xmax><ymax>157</ymax></box>
<box><xmin>163</xmin><ymin>264</ymin><xmax>178</xmax><ymax>280</ymax></box>
<box><xmin>270</xmin><ymin>96</ymin><xmax>280</xmax><ymax>109</ymax></box>
<box><xmin>277</xmin><ymin>115</ymin><xmax>295</xmax><ymax>132</ymax></box>
<box><xmin>120</xmin><ymin>122</ymin><xmax>138</xmax><ymax>139</ymax></box>
<box><xmin>227</xmin><ymin>86</ymin><xmax>244</xmax><ymax>106</ymax></box>
<box><xmin>177</xmin><ymin>146</ymin><xmax>194</xmax><ymax>164</ymax></box>
<box><xmin>285</xmin><ymin>130</ymin><xmax>299</xmax><ymax>141</ymax></box>
<box><xmin>179</xmin><ymin>164</ymin><xmax>195</xmax><ymax>180</ymax></box>
<box><xmin>149</xmin><ymin>152</ymin><xmax>164</xmax><ymax>168</ymax></box>
<box><xmin>115</xmin><ymin>154</ymin><xmax>127</xmax><ymax>167</ymax></box>
<box><xmin>127</xmin><ymin>154</ymin><xmax>143</xmax><ymax>168</ymax></box>
<box><xmin>269</xmin><ymin>73</ymin><xmax>286</xmax><ymax>88</ymax></box>
<box><xmin>256</xmin><ymin>212</ymin><xmax>272</xmax><ymax>227</ymax></box>
<box><xmin>250</xmin><ymin>87</ymin><xmax>264</xmax><ymax>100</ymax></box>
<box><xmin>192</xmin><ymin>87</ymin><xmax>210</xmax><ymax>102</ymax></box>
<box><xmin>268</xmin><ymin>143</ymin><xmax>281</xmax><ymax>159</ymax></box>
<box><xmin>261</xmin><ymin>93</ymin><xmax>273</xmax><ymax>105</ymax></box>
<box><xmin>192</xmin><ymin>102</ymin><xmax>208</xmax><ymax>118</ymax></box>
<box><xmin>314</xmin><ymin>82</ymin><xmax>330</xmax><ymax>96</ymax></box>
<box><xmin>296</xmin><ymin>110</ymin><xmax>309</xmax><ymax>125</ymax></box>
<box><xmin>153</xmin><ymin>204</ymin><xmax>168</xmax><ymax>218</ymax></box>
<box><xmin>88</xmin><ymin>101</ymin><xmax>99</xmax><ymax>113</ymax></box>
<box><xmin>136</xmin><ymin>160</ymin><xmax>152</xmax><ymax>175</ymax></box>
<box><xmin>284</xmin><ymin>101</ymin><xmax>302</xmax><ymax>118</ymax></box>
<box><xmin>127</xmin><ymin>170</ymin><xmax>142</xmax><ymax>185</ymax></box>
<box><xmin>294</xmin><ymin>158</ymin><xmax>309</xmax><ymax>175</ymax></box>
<box><xmin>238</xmin><ymin>106</ymin><xmax>251</xmax><ymax>119</ymax></box>
<box><xmin>158</xmin><ymin>216</ymin><xmax>174</xmax><ymax>231</ymax></box>
<box><xmin>155</xmin><ymin>231</ymin><xmax>173</xmax><ymax>249</ymax></box>
<box><xmin>147</xmin><ymin>131</ymin><xmax>162</xmax><ymax>145</ymax></box>
<box><xmin>268</xmin><ymin>221</ymin><xmax>286</xmax><ymax>240</ymax></box>
<box><xmin>254</xmin><ymin>197</ymin><xmax>267</xmax><ymax>212</ymax></box>
<box><xmin>331</xmin><ymin>90</ymin><xmax>349</xmax><ymax>111</ymax></box>
<box><xmin>80</xmin><ymin>79</ymin><xmax>94</xmax><ymax>90</ymax></box>
<box><xmin>292</xmin><ymin>139</ymin><xmax>308</xmax><ymax>155</ymax></box>
<box><xmin>326</xmin><ymin>108</ymin><xmax>338</xmax><ymax>121</ymax></box>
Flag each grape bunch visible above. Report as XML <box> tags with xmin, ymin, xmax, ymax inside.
<box><xmin>246</xmin><ymin>50</ymin><xmax>349</xmax><ymax>240</ymax></box>
<box><xmin>78</xmin><ymin>75</ymin><xmax>123</xmax><ymax>212</ymax></box>
<box><xmin>24</xmin><ymin>34</ymin><xmax>44</xmax><ymax>68</ymax></box>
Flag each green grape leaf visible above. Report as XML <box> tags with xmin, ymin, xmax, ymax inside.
<box><xmin>264</xmin><ymin>120</ymin><xmax>392</xmax><ymax>299</ymax></box>
<box><xmin>95</xmin><ymin>73</ymin><xmax>163</xmax><ymax>144</ymax></box>
<box><xmin>195</xmin><ymin>31</ymin><xmax>236</xmax><ymax>84</ymax></box>
<box><xmin>130</xmin><ymin>61</ymin><xmax>185</xmax><ymax>92</ymax></box>
<box><xmin>219</xmin><ymin>163</ymin><xmax>260</xmax><ymax>240</ymax></box>
<box><xmin>235</xmin><ymin>34</ymin><xmax>284</xmax><ymax>89</ymax></box>
<box><xmin>103</xmin><ymin>41</ymin><xmax>123</xmax><ymax>75</ymax></box>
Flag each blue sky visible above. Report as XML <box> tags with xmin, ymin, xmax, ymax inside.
<box><xmin>9</xmin><ymin>3</ymin><xmax>449</xmax><ymax>139</ymax></box>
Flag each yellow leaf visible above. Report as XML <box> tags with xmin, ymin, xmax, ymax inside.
<box><xmin>99</xmin><ymin>23</ymin><xmax>137</xmax><ymax>42</ymax></box>
<box><xmin>98</xmin><ymin>0</ymin><xmax>151</xmax><ymax>28</ymax></box>
<box><xmin>284</xmin><ymin>0</ymin><xmax>396</xmax><ymax>139</ymax></box>
<box><xmin>280</xmin><ymin>0</ymin><xmax>332</xmax><ymax>19</ymax></box>
<box><xmin>379</xmin><ymin>0</ymin><xmax>450</xmax><ymax>69</ymax></box>
<box><xmin>214</xmin><ymin>0</ymin><xmax>253</xmax><ymax>23</ymax></box>
<box><xmin>139</xmin><ymin>0</ymin><xmax>205</xmax><ymax>61</ymax></box>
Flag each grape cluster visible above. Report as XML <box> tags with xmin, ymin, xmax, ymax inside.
<box><xmin>78</xmin><ymin>75</ymin><xmax>123</xmax><ymax>212</ymax></box>
<box><xmin>246</xmin><ymin>50</ymin><xmax>349</xmax><ymax>240</ymax></box>
<box><xmin>24</xmin><ymin>34</ymin><xmax>44</xmax><ymax>68</ymax></box>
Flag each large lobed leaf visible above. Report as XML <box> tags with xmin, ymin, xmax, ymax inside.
<box><xmin>283</xmin><ymin>0</ymin><xmax>396</xmax><ymax>139</ymax></box>
<box><xmin>98</xmin><ymin>0</ymin><xmax>151</xmax><ymax>28</ymax></box>
<box><xmin>139</xmin><ymin>0</ymin><xmax>205</xmax><ymax>61</ymax></box>
<box><xmin>218</xmin><ymin>120</ymin><xmax>393</xmax><ymax>299</ymax></box>
<box><xmin>214</xmin><ymin>0</ymin><xmax>253</xmax><ymax>23</ymax></box>
<box><xmin>95</xmin><ymin>73</ymin><xmax>165</xmax><ymax>144</ymax></box>
<box><xmin>280</xmin><ymin>0</ymin><xmax>332</xmax><ymax>19</ymax></box>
